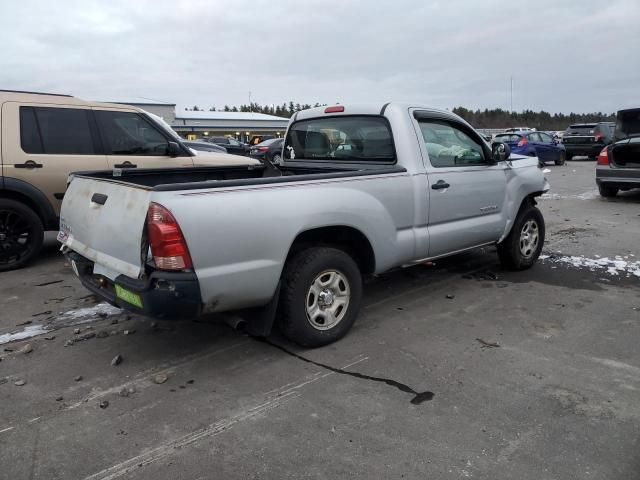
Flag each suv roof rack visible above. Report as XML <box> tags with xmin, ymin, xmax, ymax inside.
<box><xmin>0</xmin><ymin>89</ymin><xmax>72</xmax><ymax>97</ymax></box>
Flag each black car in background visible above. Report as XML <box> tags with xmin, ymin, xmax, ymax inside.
<box><xmin>249</xmin><ymin>138</ymin><xmax>284</xmax><ymax>164</ymax></box>
<box><xmin>249</xmin><ymin>135</ymin><xmax>276</xmax><ymax>146</ymax></box>
<box><xmin>207</xmin><ymin>136</ymin><xmax>250</xmax><ymax>156</ymax></box>
<box><xmin>562</xmin><ymin>122</ymin><xmax>615</xmax><ymax>160</ymax></box>
<box><xmin>183</xmin><ymin>140</ymin><xmax>227</xmax><ymax>153</ymax></box>
<box><xmin>596</xmin><ymin>108</ymin><xmax>640</xmax><ymax>197</ymax></box>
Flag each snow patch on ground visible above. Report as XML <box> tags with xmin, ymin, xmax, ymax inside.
<box><xmin>540</xmin><ymin>190</ymin><xmax>599</xmax><ymax>200</ymax></box>
<box><xmin>541</xmin><ymin>254</ymin><xmax>640</xmax><ymax>277</ymax></box>
<box><xmin>60</xmin><ymin>303</ymin><xmax>122</xmax><ymax>322</ymax></box>
<box><xmin>0</xmin><ymin>325</ymin><xmax>50</xmax><ymax>345</ymax></box>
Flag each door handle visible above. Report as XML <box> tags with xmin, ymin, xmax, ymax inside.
<box><xmin>431</xmin><ymin>180</ymin><xmax>450</xmax><ymax>190</ymax></box>
<box><xmin>114</xmin><ymin>162</ymin><xmax>137</xmax><ymax>168</ymax></box>
<box><xmin>14</xmin><ymin>160</ymin><xmax>43</xmax><ymax>169</ymax></box>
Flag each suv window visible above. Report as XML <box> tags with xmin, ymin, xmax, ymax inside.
<box><xmin>528</xmin><ymin>133</ymin><xmax>542</xmax><ymax>142</ymax></box>
<box><xmin>227</xmin><ymin>138</ymin><xmax>242</xmax><ymax>146</ymax></box>
<box><xmin>566</xmin><ymin>125</ymin><xmax>596</xmax><ymax>135</ymax></box>
<box><xmin>418</xmin><ymin>120</ymin><xmax>485</xmax><ymax>167</ymax></box>
<box><xmin>284</xmin><ymin>116</ymin><xmax>395</xmax><ymax>162</ymax></box>
<box><xmin>96</xmin><ymin>111</ymin><xmax>169</xmax><ymax>155</ymax></box>
<box><xmin>20</xmin><ymin>106</ymin><xmax>96</xmax><ymax>155</ymax></box>
<box><xmin>211</xmin><ymin>137</ymin><xmax>229</xmax><ymax>144</ymax></box>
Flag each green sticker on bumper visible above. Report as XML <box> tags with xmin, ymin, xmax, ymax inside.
<box><xmin>115</xmin><ymin>285</ymin><xmax>144</xmax><ymax>309</ymax></box>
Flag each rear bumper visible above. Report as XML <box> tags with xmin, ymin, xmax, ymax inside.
<box><xmin>564</xmin><ymin>144</ymin><xmax>605</xmax><ymax>157</ymax></box>
<box><xmin>596</xmin><ymin>166</ymin><xmax>640</xmax><ymax>189</ymax></box>
<box><xmin>66</xmin><ymin>251</ymin><xmax>202</xmax><ymax>319</ymax></box>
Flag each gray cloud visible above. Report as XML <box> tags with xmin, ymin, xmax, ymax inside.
<box><xmin>1</xmin><ymin>0</ymin><xmax>638</xmax><ymax>113</ymax></box>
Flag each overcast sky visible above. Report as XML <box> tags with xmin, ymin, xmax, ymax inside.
<box><xmin>1</xmin><ymin>0</ymin><xmax>638</xmax><ymax>114</ymax></box>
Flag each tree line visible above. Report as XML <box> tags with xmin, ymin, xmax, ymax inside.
<box><xmin>185</xmin><ymin>102</ymin><xmax>326</xmax><ymax>118</ymax></box>
<box><xmin>185</xmin><ymin>103</ymin><xmax>616</xmax><ymax>130</ymax></box>
<box><xmin>452</xmin><ymin>107</ymin><xmax>615</xmax><ymax>131</ymax></box>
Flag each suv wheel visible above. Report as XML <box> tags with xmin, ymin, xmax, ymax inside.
<box><xmin>279</xmin><ymin>247</ymin><xmax>362</xmax><ymax>347</ymax></box>
<box><xmin>0</xmin><ymin>199</ymin><xmax>44</xmax><ymax>272</ymax></box>
<box><xmin>497</xmin><ymin>204</ymin><xmax>545</xmax><ymax>270</ymax></box>
<box><xmin>598</xmin><ymin>184</ymin><xmax>618</xmax><ymax>198</ymax></box>
<box><xmin>555</xmin><ymin>151</ymin><xmax>566</xmax><ymax>166</ymax></box>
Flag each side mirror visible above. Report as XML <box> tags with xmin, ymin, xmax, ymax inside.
<box><xmin>167</xmin><ymin>141</ymin><xmax>181</xmax><ymax>157</ymax></box>
<box><xmin>492</xmin><ymin>142</ymin><xmax>511</xmax><ymax>162</ymax></box>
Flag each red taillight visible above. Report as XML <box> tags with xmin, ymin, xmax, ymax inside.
<box><xmin>597</xmin><ymin>147</ymin><xmax>609</xmax><ymax>165</ymax></box>
<box><xmin>258</xmin><ymin>146</ymin><xmax>269</xmax><ymax>152</ymax></box>
<box><xmin>324</xmin><ymin>105</ymin><xmax>344</xmax><ymax>113</ymax></box>
<box><xmin>147</xmin><ymin>202</ymin><xmax>193</xmax><ymax>271</ymax></box>
<box><xmin>517</xmin><ymin>137</ymin><xmax>528</xmax><ymax>147</ymax></box>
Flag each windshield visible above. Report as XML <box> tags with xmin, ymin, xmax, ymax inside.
<box><xmin>141</xmin><ymin>110</ymin><xmax>182</xmax><ymax>142</ymax></box>
<box><xmin>494</xmin><ymin>134</ymin><xmax>522</xmax><ymax>143</ymax></box>
<box><xmin>565</xmin><ymin>125</ymin><xmax>596</xmax><ymax>135</ymax></box>
<box><xmin>284</xmin><ymin>116</ymin><xmax>395</xmax><ymax>162</ymax></box>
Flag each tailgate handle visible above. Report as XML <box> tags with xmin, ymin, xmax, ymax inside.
<box><xmin>114</xmin><ymin>162</ymin><xmax>137</xmax><ymax>168</ymax></box>
<box><xmin>91</xmin><ymin>193</ymin><xmax>108</xmax><ymax>205</ymax></box>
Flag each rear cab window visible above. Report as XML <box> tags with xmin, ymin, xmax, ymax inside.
<box><xmin>493</xmin><ymin>134</ymin><xmax>522</xmax><ymax>143</ymax></box>
<box><xmin>565</xmin><ymin>124</ymin><xmax>596</xmax><ymax>136</ymax></box>
<box><xmin>284</xmin><ymin>116</ymin><xmax>396</xmax><ymax>163</ymax></box>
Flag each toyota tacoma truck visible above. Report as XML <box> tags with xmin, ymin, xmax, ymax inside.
<box><xmin>59</xmin><ymin>103</ymin><xmax>549</xmax><ymax>347</ymax></box>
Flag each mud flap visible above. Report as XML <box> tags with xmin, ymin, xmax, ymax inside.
<box><xmin>240</xmin><ymin>281</ymin><xmax>281</xmax><ymax>337</ymax></box>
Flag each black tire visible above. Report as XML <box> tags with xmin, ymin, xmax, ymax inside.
<box><xmin>0</xmin><ymin>199</ymin><xmax>44</xmax><ymax>272</ymax></box>
<box><xmin>598</xmin><ymin>184</ymin><xmax>618</xmax><ymax>198</ymax></box>
<box><xmin>279</xmin><ymin>247</ymin><xmax>363</xmax><ymax>347</ymax></box>
<box><xmin>555</xmin><ymin>151</ymin><xmax>566</xmax><ymax>166</ymax></box>
<box><xmin>497</xmin><ymin>204</ymin><xmax>545</xmax><ymax>271</ymax></box>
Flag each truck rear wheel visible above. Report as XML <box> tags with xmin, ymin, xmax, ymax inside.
<box><xmin>279</xmin><ymin>247</ymin><xmax>362</xmax><ymax>347</ymax></box>
<box><xmin>497</xmin><ymin>205</ymin><xmax>545</xmax><ymax>271</ymax></box>
<box><xmin>598</xmin><ymin>184</ymin><xmax>618</xmax><ymax>198</ymax></box>
<box><xmin>0</xmin><ymin>199</ymin><xmax>44</xmax><ymax>272</ymax></box>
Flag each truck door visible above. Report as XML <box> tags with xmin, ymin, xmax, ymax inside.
<box><xmin>414</xmin><ymin>113</ymin><xmax>507</xmax><ymax>258</ymax></box>
<box><xmin>1</xmin><ymin>102</ymin><xmax>109</xmax><ymax>215</ymax></box>
<box><xmin>93</xmin><ymin>108</ymin><xmax>194</xmax><ymax>170</ymax></box>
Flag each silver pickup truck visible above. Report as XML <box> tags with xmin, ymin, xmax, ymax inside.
<box><xmin>59</xmin><ymin>103</ymin><xmax>549</xmax><ymax>347</ymax></box>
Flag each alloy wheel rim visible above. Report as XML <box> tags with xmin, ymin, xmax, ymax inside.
<box><xmin>305</xmin><ymin>270</ymin><xmax>351</xmax><ymax>330</ymax></box>
<box><xmin>519</xmin><ymin>219</ymin><xmax>539</xmax><ymax>258</ymax></box>
<box><xmin>0</xmin><ymin>209</ymin><xmax>35</xmax><ymax>266</ymax></box>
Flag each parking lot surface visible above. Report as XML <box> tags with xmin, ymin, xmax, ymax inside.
<box><xmin>1</xmin><ymin>161</ymin><xmax>639</xmax><ymax>479</ymax></box>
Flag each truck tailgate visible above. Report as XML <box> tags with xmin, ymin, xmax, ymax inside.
<box><xmin>59</xmin><ymin>176</ymin><xmax>151</xmax><ymax>279</ymax></box>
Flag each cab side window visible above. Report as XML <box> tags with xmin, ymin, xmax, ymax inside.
<box><xmin>418</xmin><ymin>120</ymin><xmax>486</xmax><ymax>167</ymax></box>
<box><xmin>20</xmin><ymin>106</ymin><xmax>95</xmax><ymax>155</ymax></box>
<box><xmin>96</xmin><ymin>111</ymin><xmax>169</xmax><ymax>156</ymax></box>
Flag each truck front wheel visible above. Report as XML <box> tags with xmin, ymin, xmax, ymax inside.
<box><xmin>279</xmin><ymin>247</ymin><xmax>363</xmax><ymax>347</ymax></box>
<box><xmin>497</xmin><ymin>205</ymin><xmax>545</xmax><ymax>271</ymax></box>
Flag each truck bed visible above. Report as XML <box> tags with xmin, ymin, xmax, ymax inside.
<box><xmin>72</xmin><ymin>163</ymin><xmax>407</xmax><ymax>191</ymax></box>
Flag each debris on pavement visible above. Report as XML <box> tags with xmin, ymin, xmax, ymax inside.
<box><xmin>14</xmin><ymin>379</ymin><xmax>26</xmax><ymax>386</ymax></box>
<box><xmin>99</xmin><ymin>400</ymin><xmax>109</xmax><ymax>409</ymax></box>
<box><xmin>44</xmin><ymin>335</ymin><xmax>56</xmax><ymax>341</ymax></box>
<box><xmin>111</xmin><ymin>354</ymin><xmax>123</xmax><ymax>366</ymax></box>
<box><xmin>31</xmin><ymin>311</ymin><xmax>51</xmax><ymax>317</ymax></box>
<box><xmin>74</xmin><ymin>375</ymin><xmax>83</xmax><ymax>382</ymax></box>
<box><xmin>476</xmin><ymin>338</ymin><xmax>500</xmax><ymax>349</ymax></box>
<box><xmin>64</xmin><ymin>340</ymin><xmax>74</xmax><ymax>347</ymax></box>
<box><xmin>18</xmin><ymin>343</ymin><xmax>33</xmax><ymax>354</ymax></box>
<box><xmin>445</xmin><ymin>294</ymin><xmax>455</xmax><ymax>299</ymax></box>
<box><xmin>73</xmin><ymin>328</ymin><xmax>81</xmax><ymax>334</ymax></box>
<box><xmin>35</xmin><ymin>279</ymin><xmax>64</xmax><ymax>287</ymax></box>
<box><xmin>55</xmin><ymin>396</ymin><xmax>63</xmax><ymax>401</ymax></box>
<box><xmin>153</xmin><ymin>373</ymin><xmax>168</xmax><ymax>384</ymax></box>
<box><xmin>16</xmin><ymin>320</ymin><xmax>33</xmax><ymax>326</ymax></box>
<box><xmin>123</xmin><ymin>329</ymin><xmax>135</xmax><ymax>336</ymax></box>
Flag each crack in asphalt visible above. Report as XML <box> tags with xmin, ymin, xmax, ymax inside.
<box><xmin>258</xmin><ymin>338</ymin><xmax>434</xmax><ymax>405</ymax></box>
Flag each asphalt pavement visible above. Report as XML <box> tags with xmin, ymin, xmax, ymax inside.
<box><xmin>1</xmin><ymin>160</ymin><xmax>639</xmax><ymax>479</ymax></box>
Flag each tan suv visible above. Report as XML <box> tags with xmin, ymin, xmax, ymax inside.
<box><xmin>0</xmin><ymin>90</ymin><xmax>258</xmax><ymax>271</ymax></box>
